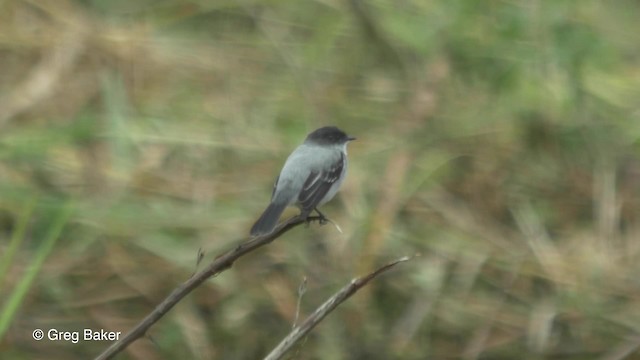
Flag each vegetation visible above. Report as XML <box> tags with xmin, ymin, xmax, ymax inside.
<box><xmin>1</xmin><ymin>0</ymin><xmax>640</xmax><ymax>359</ymax></box>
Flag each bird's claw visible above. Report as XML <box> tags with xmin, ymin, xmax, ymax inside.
<box><xmin>313</xmin><ymin>208</ymin><xmax>328</xmax><ymax>226</ymax></box>
<box><xmin>303</xmin><ymin>213</ymin><xmax>328</xmax><ymax>226</ymax></box>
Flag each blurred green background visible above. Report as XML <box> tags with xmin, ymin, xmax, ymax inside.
<box><xmin>2</xmin><ymin>0</ymin><xmax>640</xmax><ymax>359</ymax></box>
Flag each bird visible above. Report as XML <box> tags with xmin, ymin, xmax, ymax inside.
<box><xmin>250</xmin><ymin>126</ymin><xmax>356</xmax><ymax>236</ymax></box>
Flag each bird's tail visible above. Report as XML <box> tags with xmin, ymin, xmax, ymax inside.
<box><xmin>250</xmin><ymin>202</ymin><xmax>288</xmax><ymax>236</ymax></box>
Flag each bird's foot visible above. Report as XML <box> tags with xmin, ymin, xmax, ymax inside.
<box><xmin>314</xmin><ymin>208</ymin><xmax>328</xmax><ymax>225</ymax></box>
<box><xmin>301</xmin><ymin>208</ymin><xmax>328</xmax><ymax>226</ymax></box>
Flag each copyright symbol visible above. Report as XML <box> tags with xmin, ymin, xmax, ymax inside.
<box><xmin>32</xmin><ymin>329</ymin><xmax>44</xmax><ymax>341</ymax></box>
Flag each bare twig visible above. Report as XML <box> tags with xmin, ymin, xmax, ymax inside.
<box><xmin>292</xmin><ymin>276</ymin><xmax>307</xmax><ymax>329</ymax></box>
<box><xmin>94</xmin><ymin>214</ymin><xmax>322</xmax><ymax>360</ymax></box>
<box><xmin>191</xmin><ymin>247</ymin><xmax>205</xmax><ymax>277</ymax></box>
<box><xmin>263</xmin><ymin>256</ymin><xmax>412</xmax><ymax>360</ymax></box>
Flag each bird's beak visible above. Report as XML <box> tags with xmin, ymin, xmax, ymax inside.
<box><xmin>347</xmin><ymin>136</ymin><xmax>356</xmax><ymax>141</ymax></box>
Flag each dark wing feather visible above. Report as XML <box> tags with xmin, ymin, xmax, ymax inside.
<box><xmin>298</xmin><ymin>153</ymin><xmax>344</xmax><ymax>213</ymax></box>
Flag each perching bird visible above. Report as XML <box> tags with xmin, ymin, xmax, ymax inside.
<box><xmin>250</xmin><ymin>126</ymin><xmax>356</xmax><ymax>236</ymax></box>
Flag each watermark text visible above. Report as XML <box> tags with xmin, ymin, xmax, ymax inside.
<box><xmin>32</xmin><ymin>328</ymin><xmax>121</xmax><ymax>344</ymax></box>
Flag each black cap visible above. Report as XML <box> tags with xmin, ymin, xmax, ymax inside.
<box><xmin>305</xmin><ymin>126</ymin><xmax>356</xmax><ymax>145</ymax></box>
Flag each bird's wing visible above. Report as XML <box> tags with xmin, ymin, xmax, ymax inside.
<box><xmin>270</xmin><ymin>175</ymin><xmax>280</xmax><ymax>200</ymax></box>
<box><xmin>298</xmin><ymin>152</ymin><xmax>344</xmax><ymax>213</ymax></box>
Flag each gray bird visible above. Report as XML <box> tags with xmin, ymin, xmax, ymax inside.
<box><xmin>250</xmin><ymin>126</ymin><xmax>356</xmax><ymax>236</ymax></box>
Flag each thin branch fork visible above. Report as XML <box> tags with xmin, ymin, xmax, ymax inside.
<box><xmin>95</xmin><ymin>215</ymin><xmax>411</xmax><ymax>360</ymax></box>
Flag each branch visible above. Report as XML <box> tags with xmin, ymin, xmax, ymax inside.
<box><xmin>263</xmin><ymin>256</ymin><xmax>412</xmax><ymax>360</ymax></box>
<box><xmin>95</xmin><ymin>214</ymin><xmax>321</xmax><ymax>360</ymax></box>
